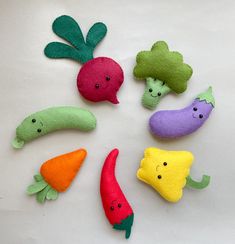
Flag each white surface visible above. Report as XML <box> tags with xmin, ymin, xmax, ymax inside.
<box><xmin>0</xmin><ymin>0</ymin><xmax>235</xmax><ymax>243</ymax></box>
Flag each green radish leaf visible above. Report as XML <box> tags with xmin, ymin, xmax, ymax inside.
<box><xmin>36</xmin><ymin>185</ymin><xmax>51</xmax><ymax>204</ymax></box>
<box><xmin>86</xmin><ymin>22</ymin><xmax>107</xmax><ymax>48</ymax></box>
<box><xmin>34</xmin><ymin>174</ymin><xmax>43</xmax><ymax>182</ymax></box>
<box><xmin>186</xmin><ymin>175</ymin><xmax>210</xmax><ymax>189</ymax></box>
<box><xmin>46</xmin><ymin>188</ymin><xmax>59</xmax><ymax>200</ymax></box>
<box><xmin>27</xmin><ymin>181</ymin><xmax>47</xmax><ymax>195</ymax></box>
<box><xmin>52</xmin><ymin>15</ymin><xmax>85</xmax><ymax>50</ymax></box>
<box><xmin>44</xmin><ymin>42</ymin><xmax>88</xmax><ymax>62</ymax></box>
<box><xmin>44</xmin><ymin>42</ymin><xmax>93</xmax><ymax>63</ymax></box>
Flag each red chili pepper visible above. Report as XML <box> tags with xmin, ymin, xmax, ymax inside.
<box><xmin>100</xmin><ymin>149</ymin><xmax>134</xmax><ymax>239</ymax></box>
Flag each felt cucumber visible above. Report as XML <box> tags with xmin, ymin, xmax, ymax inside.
<box><xmin>12</xmin><ymin>106</ymin><xmax>96</xmax><ymax>149</ymax></box>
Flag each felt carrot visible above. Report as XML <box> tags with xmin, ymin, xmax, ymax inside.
<box><xmin>100</xmin><ymin>149</ymin><xmax>134</xmax><ymax>239</ymax></box>
<box><xmin>27</xmin><ymin>149</ymin><xmax>87</xmax><ymax>203</ymax></box>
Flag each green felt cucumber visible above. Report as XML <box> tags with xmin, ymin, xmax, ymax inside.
<box><xmin>12</xmin><ymin>106</ymin><xmax>96</xmax><ymax>149</ymax></box>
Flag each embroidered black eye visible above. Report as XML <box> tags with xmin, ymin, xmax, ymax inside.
<box><xmin>95</xmin><ymin>84</ymin><xmax>100</xmax><ymax>89</ymax></box>
<box><xmin>157</xmin><ymin>92</ymin><xmax>161</xmax><ymax>96</ymax></box>
<box><xmin>32</xmin><ymin>119</ymin><xmax>36</xmax><ymax>123</ymax></box>
<box><xmin>106</xmin><ymin>76</ymin><xmax>110</xmax><ymax>81</ymax></box>
<box><xmin>193</xmin><ymin>107</ymin><xmax>197</xmax><ymax>111</ymax></box>
<box><xmin>118</xmin><ymin>203</ymin><xmax>122</xmax><ymax>208</ymax></box>
<box><xmin>110</xmin><ymin>206</ymin><xmax>114</xmax><ymax>211</ymax></box>
<box><xmin>149</xmin><ymin>88</ymin><xmax>153</xmax><ymax>92</ymax></box>
<box><xmin>37</xmin><ymin>129</ymin><xmax>42</xmax><ymax>133</ymax></box>
<box><xmin>157</xmin><ymin>175</ymin><xmax>162</xmax><ymax>179</ymax></box>
<box><xmin>199</xmin><ymin>114</ymin><xmax>203</xmax><ymax>119</ymax></box>
<box><xmin>163</xmin><ymin>162</ymin><xmax>167</xmax><ymax>166</ymax></box>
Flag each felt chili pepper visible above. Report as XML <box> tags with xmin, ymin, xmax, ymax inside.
<box><xmin>27</xmin><ymin>149</ymin><xmax>87</xmax><ymax>203</ymax></box>
<box><xmin>100</xmin><ymin>149</ymin><xmax>134</xmax><ymax>239</ymax></box>
<box><xmin>44</xmin><ymin>15</ymin><xmax>124</xmax><ymax>104</ymax></box>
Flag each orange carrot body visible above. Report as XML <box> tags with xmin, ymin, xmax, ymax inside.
<box><xmin>40</xmin><ymin>149</ymin><xmax>87</xmax><ymax>192</ymax></box>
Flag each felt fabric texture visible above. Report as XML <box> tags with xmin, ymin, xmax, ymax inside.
<box><xmin>197</xmin><ymin>86</ymin><xmax>215</xmax><ymax>107</ymax></box>
<box><xmin>149</xmin><ymin>87</ymin><xmax>215</xmax><ymax>138</ymax></box>
<box><xmin>186</xmin><ymin>175</ymin><xmax>210</xmax><ymax>189</ymax></box>
<box><xmin>113</xmin><ymin>214</ymin><xmax>134</xmax><ymax>239</ymax></box>
<box><xmin>134</xmin><ymin>41</ymin><xmax>193</xmax><ymax>93</ymax></box>
<box><xmin>40</xmin><ymin>149</ymin><xmax>87</xmax><ymax>192</ymax></box>
<box><xmin>44</xmin><ymin>15</ymin><xmax>107</xmax><ymax>64</ymax></box>
<box><xmin>12</xmin><ymin>106</ymin><xmax>97</xmax><ymax>149</ymax></box>
<box><xmin>27</xmin><ymin>149</ymin><xmax>87</xmax><ymax>204</ymax></box>
<box><xmin>100</xmin><ymin>149</ymin><xmax>134</xmax><ymax>239</ymax></box>
<box><xmin>142</xmin><ymin>78</ymin><xmax>171</xmax><ymax>110</ymax></box>
<box><xmin>77</xmin><ymin>57</ymin><xmax>124</xmax><ymax>104</ymax></box>
<box><xmin>137</xmin><ymin>147</ymin><xmax>193</xmax><ymax>203</ymax></box>
<box><xmin>134</xmin><ymin>41</ymin><xmax>193</xmax><ymax>109</ymax></box>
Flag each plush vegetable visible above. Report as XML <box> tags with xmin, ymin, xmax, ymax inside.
<box><xmin>137</xmin><ymin>147</ymin><xmax>210</xmax><ymax>203</ymax></box>
<box><xmin>100</xmin><ymin>149</ymin><xmax>134</xmax><ymax>239</ymax></box>
<box><xmin>12</xmin><ymin>106</ymin><xmax>96</xmax><ymax>149</ymax></box>
<box><xmin>27</xmin><ymin>149</ymin><xmax>87</xmax><ymax>203</ymax></box>
<box><xmin>45</xmin><ymin>15</ymin><xmax>124</xmax><ymax>104</ymax></box>
<box><xmin>149</xmin><ymin>87</ymin><xmax>215</xmax><ymax>138</ymax></box>
<box><xmin>133</xmin><ymin>41</ymin><xmax>193</xmax><ymax>110</ymax></box>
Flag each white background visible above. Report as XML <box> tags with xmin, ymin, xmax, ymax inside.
<box><xmin>0</xmin><ymin>0</ymin><xmax>234</xmax><ymax>243</ymax></box>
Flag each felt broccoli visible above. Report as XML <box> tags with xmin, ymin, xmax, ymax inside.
<box><xmin>133</xmin><ymin>41</ymin><xmax>193</xmax><ymax>110</ymax></box>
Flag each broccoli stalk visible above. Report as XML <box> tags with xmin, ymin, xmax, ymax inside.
<box><xmin>134</xmin><ymin>41</ymin><xmax>193</xmax><ymax>110</ymax></box>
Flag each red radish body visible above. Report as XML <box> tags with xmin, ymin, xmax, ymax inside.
<box><xmin>100</xmin><ymin>149</ymin><xmax>134</xmax><ymax>239</ymax></box>
<box><xmin>77</xmin><ymin>57</ymin><xmax>124</xmax><ymax>104</ymax></box>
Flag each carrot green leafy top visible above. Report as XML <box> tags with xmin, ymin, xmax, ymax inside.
<box><xmin>44</xmin><ymin>15</ymin><xmax>107</xmax><ymax>64</ymax></box>
<box><xmin>133</xmin><ymin>41</ymin><xmax>193</xmax><ymax>93</ymax></box>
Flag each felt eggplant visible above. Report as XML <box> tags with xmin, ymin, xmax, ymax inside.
<box><xmin>45</xmin><ymin>15</ymin><xmax>124</xmax><ymax>104</ymax></box>
<box><xmin>12</xmin><ymin>106</ymin><xmax>96</xmax><ymax>149</ymax></box>
<box><xmin>100</xmin><ymin>149</ymin><xmax>134</xmax><ymax>239</ymax></box>
<box><xmin>149</xmin><ymin>87</ymin><xmax>215</xmax><ymax>138</ymax></box>
<box><xmin>133</xmin><ymin>41</ymin><xmax>193</xmax><ymax>110</ymax></box>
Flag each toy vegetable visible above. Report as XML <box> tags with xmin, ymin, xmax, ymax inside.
<box><xmin>133</xmin><ymin>41</ymin><xmax>193</xmax><ymax>110</ymax></box>
<box><xmin>100</xmin><ymin>149</ymin><xmax>134</xmax><ymax>239</ymax></box>
<box><xmin>137</xmin><ymin>147</ymin><xmax>210</xmax><ymax>203</ymax></box>
<box><xmin>27</xmin><ymin>149</ymin><xmax>87</xmax><ymax>203</ymax></box>
<box><xmin>12</xmin><ymin>106</ymin><xmax>96</xmax><ymax>149</ymax></box>
<box><xmin>149</xmin><ymin>87</ymin><xmax>215</xmax><ymax>138</ymax></box>
<box><xmin>45</xmin><ymin>15</ymin><xmax>124</xmax><ymax>104</ymax></box>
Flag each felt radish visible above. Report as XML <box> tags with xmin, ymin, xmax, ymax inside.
<box><xmin>45</xmin><ymin>15</ymin><xmax>124</xmax><ymax>104</ymax></box>
<box><xmin>100</xmin><ymin>149</ymin><xmax>134</xmax><ymax>239</ymax></box>
<box><xmin>133</xmin><ymin>41</ymin><xmax>193</xmax><ymax>110</ymax></box>
<box><xmin>149</xmin><ymin>87</ymin><xmax>215</xmax><ymax>138</ymax></box>
<box><xmin>27</xmin><ymin>149</ymin><xmax>87</xmax><ymax>203</ymax></box>
<box><xmin>12</xmin><ymin>106</ymin><xmax>96</xmax><ymax>149</ymax></box>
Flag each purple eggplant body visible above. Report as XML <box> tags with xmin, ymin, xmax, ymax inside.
<box><xmin>149</xmin><ymin>87</ymin><xmax>215</xmax><ymax>138</ymax></box>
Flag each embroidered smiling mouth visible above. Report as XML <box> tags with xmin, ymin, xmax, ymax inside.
<box><xmin>151</xmin><ymin>94</ymin><xmax>158</xmax><ymax>98</ymax></box>
<box><xmin>40</xmin><ymin>122</ymin><xmax>44</xmax><ymax>126</ymax></box>
<box><xmin>156</xmin><ymin>165</ymin><xmax>160</xmax><ymax>171</ymax></box>
<box><xmin>192</xmin><ymin>114</ymin><xmax>197</xmax><ymax>119</ymax></box>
